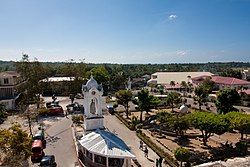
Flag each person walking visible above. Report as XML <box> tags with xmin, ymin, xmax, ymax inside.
<box><xmin>144</xmin><ymin>145</ymin><xmax>148</xmax><ymax>158</ymax></box>
<box><xmin>159</xmin><ymin>157</ymin><xmax>163</xmax><ymax>167</ymax></box>
<box><xmin>155</xmin><ymin>158</ymin><xmax>159</xmax><ymax>167</ymax></box>
<box><xmin>139</xmin><ymin>140</ymin><xmax>143</xmax><ymax>150</ymax></box>
<box><xmin>65</xmin><ymin>107</ymin><xmax>69</xmax><ymax>118</ymax></box>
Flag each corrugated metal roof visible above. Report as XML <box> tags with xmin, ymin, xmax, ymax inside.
<box><xmin>40</xmin><ymin>77</ymin><xmax>75</xmax><ymax>82</ymax></box>
<box><xmin>79</xmin><ymin>129</ymin><xmax>135</xmax><ymax>159</ymax></box>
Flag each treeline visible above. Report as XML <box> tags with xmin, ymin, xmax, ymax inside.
<box><xmin>1</xmin><ymin>60</ymin><xmax>250</xmax><ymax>78</ymax></box>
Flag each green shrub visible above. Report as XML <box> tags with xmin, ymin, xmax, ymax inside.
<box><xmin>72</xmin><ymin>115</ymin><xmax>83</xmax><ymax>124</ymax></box>
<box><xmin>38</xmin><ymin>108</ymin><xmax>50</xmax><ymax>116</ymax></box>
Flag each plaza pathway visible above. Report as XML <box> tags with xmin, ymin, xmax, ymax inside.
<box><xmin>104</xmin><ymin>114</ymin><xmax>169</xmax><ymax>167</ymax></box>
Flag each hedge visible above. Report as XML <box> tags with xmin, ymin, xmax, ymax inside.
<box><xmin>136</xmin><ymin>130</ymin><xmax>179</xmax><ymax>167</ymax></box>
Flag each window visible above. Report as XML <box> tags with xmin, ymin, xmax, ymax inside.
<box><xmin>4</xmin><ymin>78</ymin><xmax>9</xmax><ymax>84</ymax></box>
<box><xmin>109</xmin><ymin>158</ymin><xmax>124</xmax><ymax>167</ymax></box>
<box><xmin>86</xmin><ymin>150</ymin><xmax>92</xmax><ymax>160</ymax></box>
<box><xmin>94</xmin><ymin>154</ymin><xmax>106</xmax><ymax>165</ymax></box>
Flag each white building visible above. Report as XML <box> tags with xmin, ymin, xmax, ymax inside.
<box><xmin>147</xmin><ymin>72</ymin><xmax>214</xmax><ymax>85</ymax></box>
<box><xmin>78</xmin><ymin>76</ymin><xmax>135</xmax><ymax>167</ymax></box>
<box><xmin>0</xmin><ymin>71</ymin><xmax>25</xmax><ymax>110</ymax></box>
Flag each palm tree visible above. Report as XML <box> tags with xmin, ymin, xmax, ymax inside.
<box><xmin>136</xmin><ymin>89</ymin><xmax>160</xmax><ymax>122</ymax></box>
<box><xmin>194</xmin><ymin>86</ymin><xmax>208</xmax><ymax>111</ymax></box>
<box><xmin>181</xmin><ymin>81</ymin><xmax>188</xmax><ymax>96</ymax></box>
<box><xmin>170</xmin><ymin>81</ymin><xmax>175</xmax><ymax>90</ymax></box>
<box><xmin>166</xmin><ymin>92</ymin><xmax>182</xmax><ymax>112</ymax></box>
<box><xmin>115</xmin><ymin>90</ymin><xmax>133</xmax><ymax>119</ymax></box>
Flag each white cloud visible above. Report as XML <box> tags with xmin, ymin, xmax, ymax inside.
<box><xmin>176</xmin><ymin>50</ymin><xmax>190</xmax><ymax>56</ymax></box>
<box><xmin>169</xmin><ymin>14</ymin><xmax>177</xmax><ymax>20</ymax></box>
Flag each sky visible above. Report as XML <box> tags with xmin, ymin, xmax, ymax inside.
<box><xmin>0</xmin><ymin>0</ymin><xmax>250</xmax><ymax>64</ymax></box>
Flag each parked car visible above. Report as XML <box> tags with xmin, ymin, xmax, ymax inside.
<box><xmin>31</xmin><ymin>140</ymin><xmax>45</xmax><ymax>163</ymax></box>
<box><xmin>40</xmin><ymin>155</ymin><xmax>57</xmax><ymax>167</ymax></box>
<box><xmin>107</xmin><ymin>105</ymin><xmax>115</xmax><ymax>115</ymax></box>
<box><xmin>66</xmin><ymin>102</ymin><xmax>84</xmax><ymax>114</ymax></box>
<box><xmin>33</xmin><ymin>130</ymin><xmax>46</xmax><ymax>149</ymax></box>
<box><xmin>48</xmin><ymin>106</ymin><xmax>64</xmax><ymax>115</ymax></box>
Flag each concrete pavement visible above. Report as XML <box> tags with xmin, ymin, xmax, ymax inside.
<box><xmin>104</xmin><ymin>114</ymin><xmax>169</xmax><ymax>167</ymax></box>
<box><xmin>43</xmin><ymin>116</ymin><xmax>78</xmax><ymax>167</ymax></box>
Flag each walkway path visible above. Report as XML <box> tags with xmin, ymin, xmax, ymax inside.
<box><xmin>104</xmin><ymin>115</ymin><xmax>169</xmax><ymax>167</ymax></box>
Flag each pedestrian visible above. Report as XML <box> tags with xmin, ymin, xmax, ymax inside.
<box><xmin>139</xmin><ymin>140</ymin><xmax>143</xmax><ymax>150</ymax></box>
<box><xmin>65</xmin><ymin>107</ymin><xmax>69</xmax><ymax>118</ymax></box>
<box><xmin>156</xmin><ymin>158</ymin><xmax>159</xmax><ymax>167</ymax></box>
<box><xmin>159</xmin><ymin>157</ymin><xmax>163</xmax><ymax>167</ymax></box>
<box><xmin>144</xmin><ymin>146</ymin><xmax>148</xmax><ymax>158</ymax></box>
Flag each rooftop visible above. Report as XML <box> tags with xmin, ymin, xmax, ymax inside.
<box><xmin>79</xmin><ymin>129</ymin><xmax>135</xmax><ymax>159</ymax></box>
<box><xmin>0</xmin><ymin>71</ymin><xmax>20</xmax><ymax>77</ymax></box>
<box><xmin>40</xmin><ymin>77</ymin><xmax>75</xmax><ymax>82</ymax></box>
<box><xmin>148</xmin><ymin>72</ymin><xmax>214</xmax><ymax>85</ymax></box>
<box><xmin>211</xmin><ymin>76</ymin><xmax>250</xmax><ymax>85</ymax></box>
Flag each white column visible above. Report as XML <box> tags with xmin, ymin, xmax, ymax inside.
<box><xmin>106</xmin><ymin>156</ymin><xmax>109</xmax><ymax>167</ymax></box>
<box><xmin>92</xmin><ymin>153</ymin><xmax>95</xmax><ymax>163</ymax></box>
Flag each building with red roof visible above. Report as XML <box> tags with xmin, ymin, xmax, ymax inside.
<box><xmin>192</xmin><ymin>75</ymin><xmax>250</xmax><ymax>90</ymax></box>
<box><xmin>211</xmin><ymin>76</ymin><xmax>250</xmax><ymax>89</ymax></box>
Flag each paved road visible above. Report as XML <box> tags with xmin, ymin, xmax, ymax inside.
<box><xmin>44</xmin><ymin>116</ymin><xmax>78</xmax><ymax>167</ymax></box>
<box><xmin>104</xmin><ymin>114</ymin><xmax>169</xmax><ymax>167</ymax></box>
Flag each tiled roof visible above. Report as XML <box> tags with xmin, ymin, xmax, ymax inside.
<box><xmin>211</xmin><ymin>76</ymin><xmax>250</xmax><ymax>85</ymax></box>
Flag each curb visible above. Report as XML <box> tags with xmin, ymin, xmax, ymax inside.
<box><xmin>71</xmin><ymin>124</ymin><xmax>85</xmax><ymax>167</ymax></box>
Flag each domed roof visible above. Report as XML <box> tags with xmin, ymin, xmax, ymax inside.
<box><xmin>86</xmin><ymin>75</ymin><xmax>98</xmax><ymax>89</ymax></box>
<box><xmin>82</xmin><ymin>75</ymin><xmax>103</xmax><ymax>92</ymax></box>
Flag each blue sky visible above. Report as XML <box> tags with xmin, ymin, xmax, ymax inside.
<box><xmin>0</xmin><ymin>0</ymin><xmax>249</xmax><ymax>63</ymax></box>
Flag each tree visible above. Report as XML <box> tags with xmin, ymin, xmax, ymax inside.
<box><xmin>194</xmin><ymin>86</ymin><xmax>209</xmax><ymax>111</ymax></box>
<box><xmin>174</xmin><ymin>147</ymin><xmax>190</xmax><ymax>167</ymax></box>
<box><xmin>166</xmin><ymin>92</ymin><xmax>182</xmax><ymax>112</ymax></box>
<box><xmin>168</xmin><ymin>115</ymin><xmax>190</xmax><ymax>137</ymax></box>
<box><xmin>181</xmin><ymin>81</ymin><xmax>188</xmax><ymax>96</ymax></box>
<box><xmin>189</xmin><ymin>111</ymin><xmax>229</xmax><ymax>145</ymax></box>
<box><xmin>0</xmin><ymin>103</ymin><xmax>6</xmax><ymax>118</ymax></box>
<box><xmin>0</xmin><ymin>123</ymin><xmax>32</xmax><ymax>166</ymax></box>
<box><xmin>115</xmin><ymin>90</ymin><xmax>133</xmax><ymax>119</ymax></box>
<box><xmin>202</xmin><ymin>78</ymin><xmax>215</xmax><ymax>93</ymax></box>
<box><xmin>216</xmin><ymin>88</ymin><xmax>241</xmax><ymax>114</ymax></box>
<box><xmin>15</xmin><ymin>55</ymin><xmax>46</xmax><ymax>102</ymax></box>
<box><xmin>170</xmin><ymin>80</ymin><xmax>175</xmax><ymax>89</ymax></box>
<box><xmin>87</xmin><ymin>66</ymin><xmax>110</xmax><ymax>94</ymax></box>
<box><xmin>136</xmin><ymin>89</ymin><xmax>160</xmax><ymax>122</ymax></box>
<box><xmin>156</xmin><ymin>111</ymin><xmax>171</xmax><ymax>135</ymax></box>
<box><xmin>226</xmin><ymin>112</ymin><xmax>250</xmax><ymax>140</ymax></box>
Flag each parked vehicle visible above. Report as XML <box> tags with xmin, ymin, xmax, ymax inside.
<box><xmin>40</xmin><ymin>155</ymin><xmax>57</xmax><ymax>167</ymax></box>
<box><xmin>66</xmin><ymin>102</ymin><xmax>84</xmax><ymax>114</ymax></box>
<box><xmin>33</xmin><ymin>130</ymin><xmax>46</xmax><ymax>148</ymax></box>
<box><xmin>31</xmin><ymin>140</ymin><xmax>45</xmax><ymax>163</ymax></box>
<box><xmin>48</xmin><ymin>106</ymin><xmax>64</xmax><ymax>115</ymax></box>
<box><xmin>107</xmin><ymin>105</ymin><xmax>115</xmax><ymax>115</ymax></box>
<box><xmin>46</xmin><ymin>101</ymin><xmax>64</xmax><ymax>115</ymax></box>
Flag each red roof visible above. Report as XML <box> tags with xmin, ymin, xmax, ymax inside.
<box><xmin>211</xmin><ymin>76</ymin><xmax>250</xmax><ymax>85</ymax></box>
